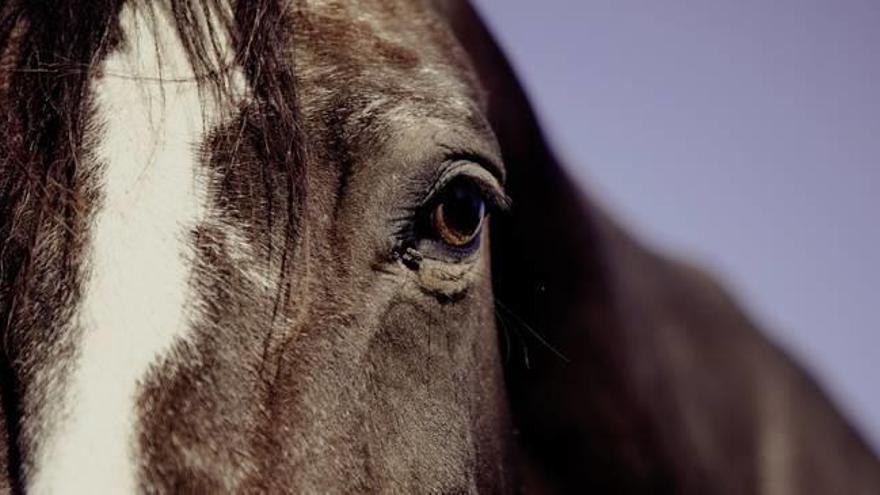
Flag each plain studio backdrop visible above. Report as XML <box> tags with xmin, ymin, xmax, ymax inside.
<box><xmin>472</xmin><ymin>0</ymin><xmax>880</xmax><ymax>451</ymax></box>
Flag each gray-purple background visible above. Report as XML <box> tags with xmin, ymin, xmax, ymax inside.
<box><xmin>473</xmin><ymin>0</ymin><xmax>879</xmax><ymax>449</ymax></box>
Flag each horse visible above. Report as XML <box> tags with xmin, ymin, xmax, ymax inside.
<box><xmin>0</xmin><ymin>0</ymin><xmax>877</xmax><ymax>492</ymax></box>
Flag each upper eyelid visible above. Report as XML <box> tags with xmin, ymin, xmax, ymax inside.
<box><xmin>422</xmin><ymin>160</ymin><xmax>511</xmax><ymax>212</ymax></box>
<box><xmin>438</xmin><ymin>147</ymin><xmax>506</xmax><ymax>185</ymax></box>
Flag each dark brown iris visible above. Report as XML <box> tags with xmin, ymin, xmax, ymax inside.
<box><xmin>431</xmin><ymin>180</ymin><xmax>486</xmax><ymax>247</ymax></box>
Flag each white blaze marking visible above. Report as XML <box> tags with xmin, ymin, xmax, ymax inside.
<box><xmin>29</xmin><ymin>4</ymin><xmax>243</xmax><ymax>494</ymax></box>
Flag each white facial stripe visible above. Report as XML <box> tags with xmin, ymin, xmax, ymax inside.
<box><xmin>29</xmin><ymin>4</ymin><xmax>243</xmax><ymax>493</ymax></box>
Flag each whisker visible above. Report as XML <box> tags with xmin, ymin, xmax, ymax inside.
<box><xmin>495</xmin><ymin>298</ymin><xmax>569</xmax><ymax>363</ymax></box>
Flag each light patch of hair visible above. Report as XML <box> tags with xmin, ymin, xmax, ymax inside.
<box><xmin>27</xmin><ymin>3</ymin><xmax>246</xmax><ymax>493</ymax></box>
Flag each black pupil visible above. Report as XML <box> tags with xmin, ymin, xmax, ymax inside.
<box><xmin>442</xmin><ymin>182</ymin><xmax>484</xmax><ymax>238</ymax></box>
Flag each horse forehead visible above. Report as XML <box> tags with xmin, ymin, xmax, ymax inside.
<box><xmin>294</xmin><ymin>0</ymin><xmax>476</xmax><ymax>98</ymax></box>
<box><xmin>291</xmin><ymin>0</ymin><xmax>486</xmax><ymax>166</ymax></box>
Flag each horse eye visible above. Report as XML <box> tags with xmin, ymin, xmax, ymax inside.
<box><xmin>431</xmin><ymin>179</ymin><xmax>487</xmax><ymax>248</ymax></box>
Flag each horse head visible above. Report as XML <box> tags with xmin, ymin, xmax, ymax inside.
<box><xmin>0</xmin><ymin>0</ymin><xmax>876</xmax><ymax>492</ymax></box>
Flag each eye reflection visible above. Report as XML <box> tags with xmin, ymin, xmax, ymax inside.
<box><xmin>431</xmin><ymin>179</ymin><xmax>486</xmax><ymax>247</ymax></box>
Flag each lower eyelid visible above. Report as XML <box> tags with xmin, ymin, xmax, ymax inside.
<box><xmin>420</xmin><ymin>227</ymin><xmax>484</xmax><ymax>259</ymax></box>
